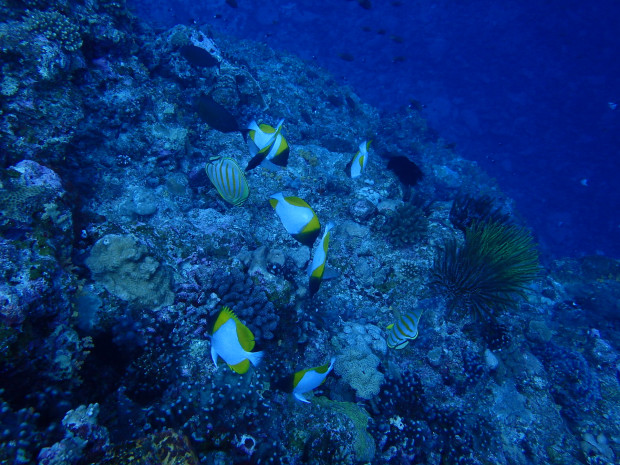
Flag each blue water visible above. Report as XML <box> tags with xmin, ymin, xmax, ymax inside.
<box><xmin>131</xmin><ymin>0</ymin><xmax>620</xmax><ymax>259</ymax></box>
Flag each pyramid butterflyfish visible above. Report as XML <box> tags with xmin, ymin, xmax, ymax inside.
<box><xmin>345</xmin><ymin>140</ymin><xmax>372</xmax><ymax>178</ymax></box>
<box><xmin>269</xmin><ymin>192</ymin><xmax>321</xmax><ymax>247</ymax></box>
<box><xmin>246</xmin><ymin>119</ymin><xmax>290</xmax><ymax>171</ymax></box>
<box><xmin>292</xmin><ymin>358</ymin><xmax>335</xmax><ymax>403</ymax></box>
<box><xmin>309</xmin><ymin>222</ymin><xmax>334</xmax><ymax>296</ymax></box>
<box><xmin>210</xmin><ymin>307</ymin><xmax>264</xmax><ymax>374</ymax></box>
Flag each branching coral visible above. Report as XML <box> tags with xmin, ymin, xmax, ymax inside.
<box><xmin>381</xmin><ymin>203</ymin><xmax>429</xmax><ymax>247</ymax></box>
<box><xmin>431</xmin><ymin>220</ymin><xmax>539</xmax><ymax>321</ymax></box>
<box><xmin>25</xmin><ymin>10</ymin><xmax>83</xmax><ymax>52</ymax></box>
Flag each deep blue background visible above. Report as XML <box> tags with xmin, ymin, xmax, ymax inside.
<box><xmin>129</xmin><ymin>0</ymin><xmax>620</xmax><ymax>259</ymax></box>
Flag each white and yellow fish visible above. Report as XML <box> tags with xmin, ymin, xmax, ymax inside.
<box><xmin>205</xmin><ymin>157</ymin><xmax>249</xmax><ymax>206</ymax></box>
<box><xmin>246</xmin><ymin>119</ymin><xmax>290</xmax><ymax>171</ymax></box>
<box><xmin>345</xmin><ymin>140</ymin><xmax>372</xmax><ymax>178</ymax></box>
<box><xmin>210</xmin><ymin>307</ymin><xmax>264</xmax><ymax>374</ymax></box>
<box><xmin>269</xmin><ymin>192</ymin><xmax>321</xmax><ymax>247</ymax></box>
<box><xmin>386</xmin><ymin>308</ymin><xmax>423</xmax><ymax>350</ymax></box>
<box><xmin>309</xmin><ymin>222</ymin><xmax>334</xmax><ymax>296</ymax></box>
<box><xmin>292</xmin><ymin>358</ymin><xmax>335</xmax><ymax>403</ymax></box>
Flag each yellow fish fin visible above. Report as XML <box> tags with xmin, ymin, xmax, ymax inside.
<box><xmin>311</xmin><ymin>262</ymin><xmax>325</xmax><ymax>279</ymax></box>
<box><xmin>230</xmin><ymin>359</ymin><xmax>250</xmax><ymax>374</ymax></box>
<box><xmin>314</xmin><ymin>361</ymin><xmax>331</xmax><ymax>374</ymax></box>
<box><xmin>236</xmin><ymin>320</ymin><xmax>256</xmax><ymax>352</ymax></box>
<box><xmin>259</xmin><ymin>123</ymin><xmax>276</xmax><ymax>133</ymax></box>
<box><xmin>302</xmin><ymin>213</ymin><xmax>321</xmax><ymax>235</ymax></box>
<box><xmin>285</xmin><ymin>196</ymin><xmax>311</xmax><ymax>208</ymax></box>
<box><xmin>357</xmin><ymin>154</ymin><xmax>365</xmax><ymax>168</ymax></box>
<box><xmin>293</xmin><ymin>368</ymin><xmax>310</xmax><ymax>387</ymax></box>
<box><xmin>213</xmin><ymin>306</ymin><xmax>238</xmax><ymax>333</ymax></box>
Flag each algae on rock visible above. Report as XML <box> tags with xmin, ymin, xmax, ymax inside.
<box><xmin>314</xmin><ymin>397</ymin><xmax>376</xmax><ymax>463</ymax></box>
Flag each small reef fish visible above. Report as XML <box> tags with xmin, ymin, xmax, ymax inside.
<box><xmin>309</xmin><ymin>222</ymin><xmax>334</xmax><ymax>296</ymax></box>
<box><xmin>292</xmin><ymin>358</ymin><xmax>335</xmax><ymax>403</ymax></box>
<box><xmin>386</xmin><ymin>308</ymin><xmax>423</xmax><ymax>350</ymax></box>
<box><xmin>197</xmin><ymin>94</ymin><xmax>239</xmax><ymax>133</ymax></box>
<box><xmin>269</xmin><ymin>192</ymin><xmax>321</xmax><ymax>247</ymax></box>
<box><xmin>345</xmin><ymin>140</ymin><xmax>372</xmax><ymax>178</ymax></box>
<box><xmin>179</xmin><ymin>44</ymin><xmax>219</xmax><ymax>68</ymax></box>
<box><xmin>211</xmin><ymin>307</ymin><xmax>264</xmax><ymax>374</ymax></box>
<box><xmin>205</xmin><ymin>156</ymin><xmax>249</xmax><ymax>206</ymax></box>
<box><xmin>246</xmin><ymin>120</ymin><xmax>290</xmax><ymax>171</ymax></box>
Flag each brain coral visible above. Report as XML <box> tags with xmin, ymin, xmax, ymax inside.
<box><xmin>334</xmin><ymin>347</ymin><xmax>385</xmax><ymax>400</ymax></box>
<box><xmin>86</xmin><ymin>234</ymin><xmax>174</xmax><ymax>308</ymax></box>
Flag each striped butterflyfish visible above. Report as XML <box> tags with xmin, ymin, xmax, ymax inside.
<box><xmin>269</xmin><ymin>192</ymin><xmax>321</xmax><ymax>247</ymax></box>
<box><xmin>205</xmin><ymin>156</ymin><xmax>249</xmax><ymax>206</ymax></box>
<box><xmin>345</xmin><ymin>140</ymin><xmax>372</xmax><ymax>178</ymax></box>
<box><xmin>386</xmin><ymin>307</ymin><xmax>423</xmax><ymax>350</ymax></box>
<box><xmin>309</xmin><ymin>222</ymin><xmax>334</xmax><ymax>296</ymax></box>
<box><xmin>246</xmin><ymin>119</ymin><xmax>290</xmax><ymax>171</ymax></box>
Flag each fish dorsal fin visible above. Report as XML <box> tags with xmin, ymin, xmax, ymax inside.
<box><xmin>293</xmin><ymin>368</ymin><xmax>310</xmax><ymax>388</ymax></box>
<box><xmin>301</xmin><ymin>213</ymin><xmax>320</xmax><ymax>232</ymax></box>
<box><xmin>321</xmin><ymin>223</ymin><xmax>334</xmax><ymax>252</ymax></box>
<box><xmin>285</xmin><ymin>196</ymin><xmax>311</xmax><ymax>209</ymax></box>
<box><xmin>259</xmin><ymin>123</ymin><xmax>277</xmax><ymax>134</ymax></box>
<box><xmin>259</xmin><ymin>123</ymin><xmax>282</xmax><ymax>151</ymax></box>
<box><xmin>357</xmin><ymin>153</ymin><xmax>365</xmax><ymax>169</ymax></box>
<box><xmin>260</xmin><ymin>119</ymin><xmax>284</xmax><ymax>134</ymax></box>
<box><xmin>314</xmin><ymin>361</ymin><xmax>331</xmax><ymax>375</ymax></box>
<box><xmin>230</xmin><ymin>359</ymin><xmax>250</xmax><ymax>374</ymax></box>
<box><xmin>236</xmin><ymin>319</ymin><xmax>256</xmax><ymax>352</ymax></box>
<box><xmin>213</xmin><ymin>306</ymin><xmax>237</xmax><ymax>333</ymax></box>
<box><xmin>409</xmin><ymin>307</ymin><xmax>423</xmax><ymax>321</ymax></box>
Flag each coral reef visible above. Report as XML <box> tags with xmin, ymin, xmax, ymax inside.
<box><xmin>0</xmin><ymin>1</ymin><xmax>618</xmax><ymax>463</ymax></box>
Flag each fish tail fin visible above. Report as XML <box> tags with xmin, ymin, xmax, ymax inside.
<box><xmin>248</xmin><ymin>350</ymin><xmax>264</xmax><ymax>367</ymax></box>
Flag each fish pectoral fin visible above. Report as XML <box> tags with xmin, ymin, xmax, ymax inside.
<box><xmin>322</xmin><ymin>267</ymin><xmax>340</xmax><ymax>281</ymax></box>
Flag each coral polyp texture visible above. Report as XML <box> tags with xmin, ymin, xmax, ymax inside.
<box><xmin>0</xmin><ymin>1</ymin><xmax>618</xmax><ymax>464</ymax></box>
